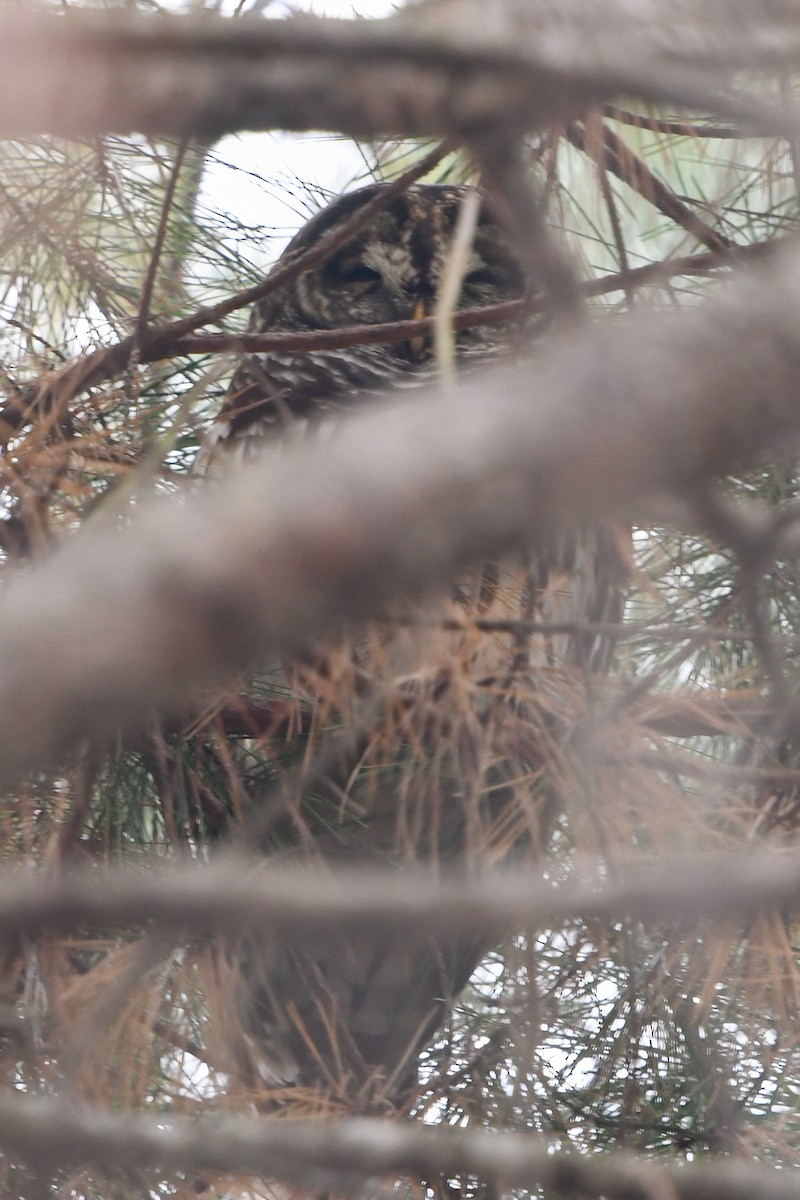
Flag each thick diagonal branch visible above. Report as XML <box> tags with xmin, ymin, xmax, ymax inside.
<box><xmin>0</xmin><ymin>248</ymin><xmax>800</xmax><ymax>777</ymax></box>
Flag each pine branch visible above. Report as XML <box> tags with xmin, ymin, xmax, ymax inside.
<box><xmin>1</xmin><ymin>4</ymin><xmax>799</xmax><ymax>142</ymax></box>
<box><xmin>0</xmin><ymin>241</ymin><xmax>799</xmax><ymax>775</ymax></box>
<box><xmin>1</xmin><ymin>1095</ymin><xmax>797</xmax><ymax>1198</ymax></box>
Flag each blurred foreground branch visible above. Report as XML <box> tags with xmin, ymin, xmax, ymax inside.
<box><xmin>2</xmin><ymin>849</ymin><xmax>800</xmax><ymax>940</ymax></box>
<box><xmin>2</xmin><ymin>1096</ymin><xmax>799</xmax><ymax>1198</ymax></box>
<box><xmin>1</xmin><ymin>2</ymin><xmax>799</xmax><ymax>141</ymax></box>
<box><xmin>2</xmin><ymin>247</ymin><xmax>800</xmax><ymax>776</ymax></box>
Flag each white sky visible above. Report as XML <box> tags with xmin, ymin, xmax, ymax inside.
<box><xmin>201</xmin><ymin>0</ymin><xmax>400</xmax><ymax>264</ymax></box>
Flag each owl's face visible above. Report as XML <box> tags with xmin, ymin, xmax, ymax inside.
<box><xmin>290</xmin><ymin>184</ymin><xmax>525</xmax><ymax>330</ymax></box>
<box><xmin>223</xmin><ymin>184</ymin><xmax>526</xmax><ymax>437</ymax></box>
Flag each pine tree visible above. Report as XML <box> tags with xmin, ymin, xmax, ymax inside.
<box><xmin>1</xmin><ymin>3</ymin><xmax>800</xmax><ymax>1197</ymax></box>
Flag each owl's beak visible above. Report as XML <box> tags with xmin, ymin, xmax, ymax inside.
<box><xmin>407</xmin><ymin>298</ymin><xmax>428</xmax><ymax>362</ymax></box>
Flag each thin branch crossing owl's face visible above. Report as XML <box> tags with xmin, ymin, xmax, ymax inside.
<box><xmin>217</xmin><ymin>183</ymin><xmax>525</xmax><ymax>442</ymax></box>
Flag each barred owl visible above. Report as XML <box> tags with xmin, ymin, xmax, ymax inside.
<box><xmin>203</xmin><ymin>183</ymin><xmax>525</xmax><ymax>453</ymax></box>
<box><xmin>205</xmin><ymin>183</ymin><xmax>626</xmax><ymax>1107</ymax></box>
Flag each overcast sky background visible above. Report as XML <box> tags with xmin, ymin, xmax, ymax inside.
<box><xmin>201</xmin><ymin>0</ymin><xmax>400</xmax><ymax>269</ymax></box>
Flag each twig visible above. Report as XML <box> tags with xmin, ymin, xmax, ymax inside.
<box><xmin>433</xmin><ymin>188</ymin><xmax>481</xmax><ymax>385</ymax></box>
<box><xmin>602</xmin><ymin>105</ymin><xmax>747</xmax><ymax>140</ymax></box>
<box><xmin>567</xmin><ymin>121</ymin><xmax>736</xmax><ymax>255</ymax></box>
<box><xmin>134</xmin><ymin>140</ymin><xmax>189</xmax><ymax>343</ymax></box>
<box><xmin>0</xmin><ymin>234</ymin><xmax>780</xmax><ymax>443</ymax></box>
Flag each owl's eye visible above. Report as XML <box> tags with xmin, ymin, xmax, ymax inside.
<box><xmin>466</xmin><ymin>263</ymin><xmax>523</xmax><ymax>292</ymax></box>
<box><xmin>330</xmin><ymin>260</ymin><xmax>383</xmax><ymax>288</ymax></box>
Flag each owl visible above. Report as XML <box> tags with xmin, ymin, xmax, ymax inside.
<box><xmin>203</xmin><ymin>183</ymin><xmax>526</xmax><ymax>454</ymax></box>
<box><xmin>204</xmin><ymin>182</ymin><xmax>626</xmax><ymax>1107</ymax></box>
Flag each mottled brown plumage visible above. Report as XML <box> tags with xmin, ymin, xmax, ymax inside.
<box><xmin>204</xmin><ymin>183</ymin><xmax>626</xmax><ymax>1106</ymax></box>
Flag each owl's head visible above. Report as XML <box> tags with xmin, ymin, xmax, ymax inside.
<box><xmin>220</xmin><ymin>183</ymin><xmax>527</xmax><ymax>442</ymax></box>
<box><xmin>287</xmin><ymin>183</ymin><xmax>526</xmax><ymax>331</ymax></box>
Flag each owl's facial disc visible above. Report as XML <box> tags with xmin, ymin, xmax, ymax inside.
<box><xmin>308</xmin><ymin>185</ymin><xmax>521</xmax><ymax>315</ymax></box>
